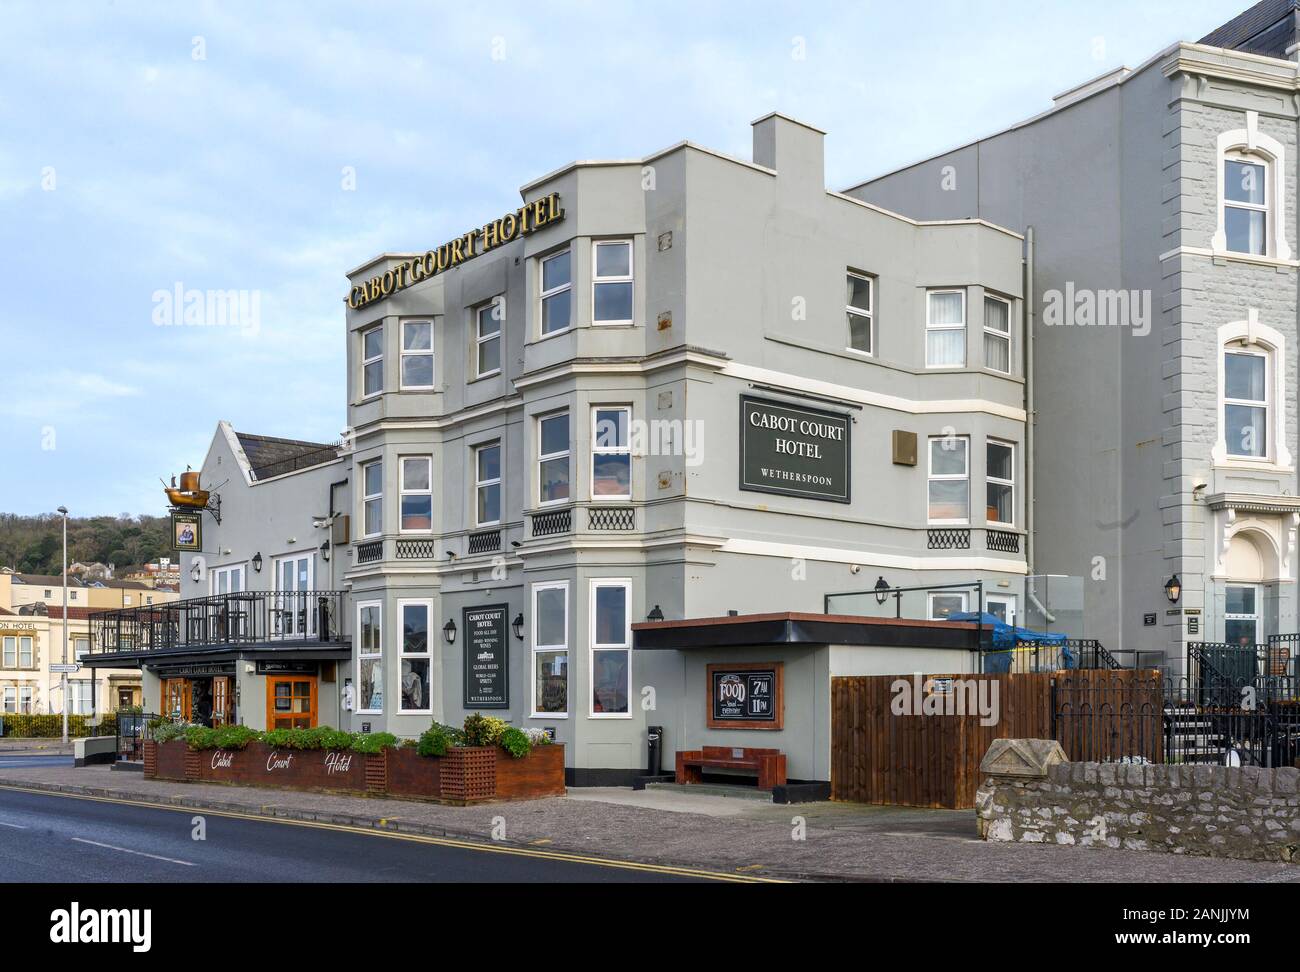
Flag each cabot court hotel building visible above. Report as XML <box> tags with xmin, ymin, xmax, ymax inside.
<box><xmin>325</xmin><ymin>111</ymin><xmax>1027</xmax><ymax>781</ymax></box>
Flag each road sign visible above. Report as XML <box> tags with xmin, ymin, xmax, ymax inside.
<box><xmin>49</xmin><ymin>663</ymin><xmax>80</xmax><ymax>674</ymax></box>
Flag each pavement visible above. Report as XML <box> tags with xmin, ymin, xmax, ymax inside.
<box><xmin>1</xmin><ymin>760</ymin><xmax>1297</xmax><ymax>882</ymax></box>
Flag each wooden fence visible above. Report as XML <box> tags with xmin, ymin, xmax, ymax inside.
<box><xmin>830</xmin><ymin>670</ymin><xmax>1163</xmax><ymax>809</ymax></box>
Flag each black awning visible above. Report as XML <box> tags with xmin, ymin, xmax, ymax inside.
<box><xmin>86</xmin><ymin>641</ymin><xmax>352</xmax><ymax>669</ymax></box>
<box><xmin>632</xmin><ymin>612</ymin><xmax>984</xmax><ymax>652</ymax></box>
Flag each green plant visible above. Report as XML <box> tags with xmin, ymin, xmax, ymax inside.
<box><xmin>349</xmin><ymin>731</ymin><xmax>399</xmax><ymax>754</ymax></box>
<box><xmin>498</xmin><ymin>725</ymin><xmax>531</xmax><ymax>759</ymax></box>
<box><xmin>183</xmin><ymin>723</ymin><xmax>259</xmax><ymax>750</ymax></box>
<box><xmin>462</xmin><ymin>712</ymin><xmax>508</xmax><ymax>747</ymax></box>
<box><xmin>152</xmin><ymin>721</ymin><xmax>192</xmax><ymax>744</ymax></box>
<box><xmin>417</xmin><ymin>722</ymin><xmax>458</xmax><ymax>757</ymax></box>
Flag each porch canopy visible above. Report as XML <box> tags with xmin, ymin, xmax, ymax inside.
<box><xmin>632</xmin><ymin>612</ymin><xmax>988</xmax><ymax>651</ymax></box>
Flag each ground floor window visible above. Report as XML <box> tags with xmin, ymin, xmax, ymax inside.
<box><xmin>357</xmin><ymin>601</ymin><xmax>383</xmax><ymax>713</ymax></box>
<box><xmin>1225</xmin><ymin>584</ymin><xmax>1259</xmax><ymax>646</ymax></box>
<box><xmin>532</xmin><ymin>582</ymin><xmax>569</xmax><ymax>716</ymax></box>
<box><xmin>399</xmin><ymin>600</ymin><xmax>432</xmax><ymax>713</ymax></box>
<box><xmin>590</xmin><ymin>579</ymin><xmax>632</xmax><ymax>716</ymax></box>
<box><xmin>69</xmin><ymin>680</ymin><xmax>93</xmax><ymax>715</ymax></box>
<box><xmin>928</xmin><ymin>591</ymin><xmax>968</xmax><ymax>621</ymax></box>
<box><xmin>1</xmin><ymin>686</ymin><xmax>28</xmax><ymax>713</ymax></box>
<box><xmin>267</xmin><ymin>676</ymin><xmax>316</xmax><ymax>730</ymax></box>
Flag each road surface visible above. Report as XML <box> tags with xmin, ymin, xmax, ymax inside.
<box><xmin>0</xmin><ymin>785</ymin><xmax>721</xmax><ymax>882</ymax></box>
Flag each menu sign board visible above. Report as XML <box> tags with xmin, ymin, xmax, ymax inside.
<box><xmin>739</xmin><ymin>396</ymin><xmax>851</xmax><ymax>504</ymax></box>
<box><xmin>463</xmin><ymin>604</ymin><xmax>509</xmax><ymax>708</ymax></box>
<box><xmin>706</xmin><ymin>662</ymin><xmax>784</xmax><ymax>730</ymax></box>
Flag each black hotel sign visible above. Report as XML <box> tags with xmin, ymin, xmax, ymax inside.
<box><xmin>739</xmin><ymin>396</ymin><xmax>851</xmax><ymax>503</ymax></box>
<box><xmin>463</xmin><ymin>604</ymin><xmax>509</xmax><ymax>708</ymax></box>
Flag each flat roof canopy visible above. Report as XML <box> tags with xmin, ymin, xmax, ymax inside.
<box><xmin>632</xmin><ymin>612</ymin><xmax>984</xmax><ymax>651</ymax></box>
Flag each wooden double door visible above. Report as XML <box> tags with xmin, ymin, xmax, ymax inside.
<box><xmin>162</xmin><ymin>676</ymin><xmax>234</xmax><ymax>727</ymax></box>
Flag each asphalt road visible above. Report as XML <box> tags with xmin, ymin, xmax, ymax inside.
<box><xmin>0</xmin><ymin>756</ymin><xmax>72</xmax><ymax>769</ymax></box>
<box><xmin>0</xmin><ymin>786</ymin><xmax>714</xmax><ymax>883</ymax></box>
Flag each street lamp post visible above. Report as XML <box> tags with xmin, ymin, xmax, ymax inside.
<box><xmin>57</xmin><ymin>506</ymin><xmax>69</xmax><ymax>744</ymax></box>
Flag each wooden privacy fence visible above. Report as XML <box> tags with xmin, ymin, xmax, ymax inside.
<box><xmin>830</xmin><ymin>670</ymin><xmax>1163</xmax><ymax>809</ymax></box>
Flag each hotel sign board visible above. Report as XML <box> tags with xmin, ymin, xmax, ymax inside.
<box><xmin>347</xmin><ymin>192</ymin><xmax>565</xmax><ymax>310</ymax></box>
<box><xmin>739</xmin><ymin>396</ymin><xmax>851</xmax><ymax>503</ymax></box>
<box><xmin>707</xmin><ymin>662</ymin><xmax>784</xmax><ymax>730</ymax></box>
<box><xmin>170</xmin><ymin>511</ymin><xmax>202</xmax><ymax>553</ymax></box>
<box><xmin>463</xmin><ymin>604</ymin><xmax>509</xmax><ymax>709</ymax></box>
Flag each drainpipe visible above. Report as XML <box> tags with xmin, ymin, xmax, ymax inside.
<box><xmin>1024</xmin><ymin>227</ymin><xmax>1045</xmax><ymax>622</ymax></box>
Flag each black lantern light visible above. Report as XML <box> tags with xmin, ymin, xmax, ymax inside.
<box><xmin>252</xmin><ymin>551</ymin><xmax>263</xmax><ymax>573</ymax></box>
<box><xmin>646</xmin><ymin>604</ymin><xmax>665</xmax><ymax>622</ymax></box>
<box><xmin>1164</xmin><ymin>574</ymin><xmax>1182</xmax><ymax>604</ymax></box>
<box><xmin>873</xmin><ymin>576</ymin><xmax>891</xmax><ymax>606</ymax></box>
<box><xmin>443</xmin><ymin>619</ymin><xmax>457</xmax><ymax>644</ymax></box>
<box><xmin>512</xmin><ymin>613</ymin><xmax>525</xmax><ymax>640</ymax></box>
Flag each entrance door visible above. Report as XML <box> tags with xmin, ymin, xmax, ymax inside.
<box><xmin>1225</xmin><ymin>584</ymin><xmax>1259</xmax><ymax>647</ymax></box>
<box><xmin>274</xmin><ymin>555</ymin><xmax>316</xmax><ymax>638</ymax></box>
<box><xmin>210</xmin><ymin>565</ymin><xmax>245</xmax><ymax>595</ymax></box>
<box><xmin>163</xmin><ymin>678</ymin><xmax>191</xmax><ymax>722</ymax></box>
<box><xmin>266</xmin><ymin>676</ymin><xmax>316</xmax><ymax>730</ymax></box>
<box><xmin>211</xmin><ymin>676</ymin><xmax>234</xmax><ymax>726</ymax></box>
<box><xmin>987</xmin><ymin>595</ymin><xmax>1017</xmax><ymax>627</ymax></box>
<box><xmin>117</xmin><ymin>687</ymin><xmax>134</xmax><ymax>710</ymax></box>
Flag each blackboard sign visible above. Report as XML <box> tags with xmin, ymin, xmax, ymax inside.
<box><xmin>707</xmin><ymin>662</ymin><xmax>784</xmax><ymax>730</ymax></box>
<box><xmin>463</xmin><ymin>604</ymin><xmax>509</xmax><ymax>708</ymax></box>
<box><xmin>739</xmin><ymin>396</ymin><xmax>851</xmax><ymax>504</ymax></box>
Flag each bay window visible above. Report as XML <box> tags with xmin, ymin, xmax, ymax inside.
<box><xmin>400</xmin><ymin>320</ymin><xmax>433</xmax><ymax>389</ymax></box>
<box><xmin>983</xmin><ymin>295</ymin><xmax>1011</xmax><ymax>374</ymax></box>
<box><xmin>398</xmin><ymin>600</ymin><xmax>432</xmax><ymax>714</ymax></box>
<box><xmin>399</xmin><ymin>456</ymin><xmax>433</xmax><ymax>532</ymax></box>
<box><xmin>986</xmin><ymin>440</ymin><xmax>1014</xmax><ymax>527</ymax></box>
<box><xmin>540</xmin><ymin>249</ymin><xmax>572</xmax><ymax>336</ymax></box>
<box><xmin>361</xmin><ymin>326</ymin><xmax>383</xmax><ymax>397</ymax></box>
<box><xmin>592</xmin><ymin>406</ymin><xmax>631</xmax><ymax>499</ymax></box>
<box><xmin>538</xmin><ymin>412</ymin><xmax>571</xmax><ymax>505</ymax></box>
<box><xmin>532</xmin><ymin>581</ymin><xmax>569</xmax><ymax>716</ymax></box>
<box><xmin>926</xmin><ymin>290</ymin><xmax>966</xmax><ymax>368</ymax></box>
<box><xmin>592</xmin><ymin>240</ymin><xmax>633</xmax><ymax>324</ymax></box>
<box><xmin>356</xmin><ymin>602</ymin><xmax>383</xmax><ymax>713</ymax></box>
<box><xmin>590</xmin><ymin>579</ymin><xmax>631</xmax><ymax>717</ymax></box>
<box><xmin>362</xmin><ymin>460</ymin><xmax>382</xmax><ymax>537</ymax></box>
<box><xmin>475</xmin><ymin>300</ymin><xmax>502</xmax><ymax>377</ymax></box>
<box><xmin>928</xmin><ymin>436</ymin><xmax>969</xmax><ymax>524</ymax></box>
<box><xmin>475</xmin><ymin>442</ymin><xmax>502</xmax><ymax>526</ymax></box>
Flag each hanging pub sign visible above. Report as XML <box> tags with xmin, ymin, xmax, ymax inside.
<box><xmin>170</xmin><ymin>511</ymin><xmax>202</xmax><ymax>552</ymax></box>
<box><xmin>706</xmin><ymin>662</ymin><xmax>784</xmax><ymax>730</ymax></box>
<box><xmin>463</xmin><ymin>604</ymin><xmax>509</xmax><ymax>708</ymax></box>
<box><xmin>739</xmin><ymin>396</ymin><xmax>851</xmax><ymax>503</ymax></box>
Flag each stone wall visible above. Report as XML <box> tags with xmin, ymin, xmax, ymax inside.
<box><xmin>976</xmin><ymin>742</ymin><xmax>1300</xmax><ymax>863</ymax></box>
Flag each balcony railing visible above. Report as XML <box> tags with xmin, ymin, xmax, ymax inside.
<box><xmin>88</xmin><ymin>590</ymin><xmax>348</xmax><ymax>657</ymax></box>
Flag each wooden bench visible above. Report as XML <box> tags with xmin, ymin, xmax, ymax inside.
<box><xmin>675</xmin><ymin>746</ymin><xmax>787</xmax><ymax>790</ymax></box>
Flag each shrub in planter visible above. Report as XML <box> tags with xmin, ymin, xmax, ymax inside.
<box><xmin>152</xmin><ymin>721</ymin><xmax>192</xmax><ymax>744</ymax></box>
<box><xmin>522</xmin><ymin>727</ymin><xmax>553</xmax><ymax>746</ymax></box>
<box><xmin>498</xmin><ymin>726</ymin><xmax>532</xmax><ymax>759</ymax></box>
<box><xmin>417</xmin><ymin>723</ymin><xmax>458</xmax><ymax>757</ymax></box>
<box><xmin>462</xmin><ymin>713</ymin><xmax>508</xmax><ymax>747</ymax></box>
<box><xmin>184</xmin><ymin>724</ymin><xmax>260</xmax><ymax>751</ymax></box>
<box><xmin>262</xmin><ymin>726</ymin><xmax>354</xmax><ymax>751</ymax></box>
<box><xmin>349</xmin><ymin>731</ymin><xmax>399</xmax><ymax>754</ymax></box>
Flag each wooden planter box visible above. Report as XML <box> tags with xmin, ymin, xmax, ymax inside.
<box><xmin>143</xmin><ymin>739</ymin><xmax>564</xmax><ymax>803</ymax></box>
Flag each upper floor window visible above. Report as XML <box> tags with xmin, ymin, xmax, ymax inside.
<box><xmin>475</xmin><ymin>442</ymin><xmax>502</xmax><ymax>526</ymax></box>
<box><xmin>538</xmin><ymin>412</ymin><xmax>571</xmax><ymax>505</ymax></box>
<box><xmin>926</xmin><ymin>290</ymin><xmax>965</xmax><ymax>368</ymax></box>
<box><xmin>399</xmin><ymin>457</ymin><xmax>433</xmax><ymax>532</ymax></box>
<box><xmin>475</xmin><ymin>300</ymin><xmax>503</xmax><ymax>378</ymax></box>
<box><xmin>983</xmin><ymin>296</ymin><xmax>1011</xmax><ymax>374</ymax></box>
<box><xmin>2</xmin><ymin>636</ymin><xmax>33</xmax><ymax>669</ymax></box>
<box><xmin>928</xmin><ymin>436</ymin><xmax>969</xmax><ymax>524</ymax></box>
<box><xmin>592</xmin><ymin>406</ymin><xmax>631</xmax><ymax>500</ymax></box>
<box><xmin>361</xmin><ymin>326</ymin><xmax>383</xmax><ymax>397</ymax></box>
<box><xmin>1224</xmin><ymin>349</ymin><xmax>1268</xmax><ymax>459</ymax></box>
<box><xmin>1224</xmin><ymin>154</ymin><xmax>1268</xmax><ymax>256</ymax></box>
<box><xmin>846</xmin><ymin>271</ymin><xmax>873</xmax><ymax>355</ymax></box>
<box><xmin>400</xmin><ymin>321</ymin><xmax>433</xmax><ymax>390</ymax></box>
<box><xmin>592</xmin><ymin>241</ymin><xmax>633</xmax><ymax>325</ymax></box>
<box><xmin>986</xmin><ymin>440</ymin><xmax>1014</xmax><ymax>527</ymax></box>
<box><xmin>362</xmin><ymin>460</ymin><xmax>382</xmax><ymax>537</ymax></box>
<box><xmin>540</xmin><ymin>250</ymin><xmax>572</xmax><ymax>336</ymax></box>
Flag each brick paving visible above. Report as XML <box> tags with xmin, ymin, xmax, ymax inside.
<box><xmin>0</xmin><ymin>763</ymin><xmax>1295</xmax><ymax>882</ymax></box>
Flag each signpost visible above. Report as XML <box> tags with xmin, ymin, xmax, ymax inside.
<box><xmin>739</xmin><ymin>396</ymin><xmax>851</xmax><ymax>503</ymax></box>
<box><xmin>49</xmin><ymin>663</ymin><xmax>80</xmax><ymax>674</ymax></box>
<box><xmin>463</xmin><ymin>604</ymin><xmax>509</xmax><ymax>708</ymax></box>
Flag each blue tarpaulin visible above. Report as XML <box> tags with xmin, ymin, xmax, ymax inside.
<box><xmin>948</xmin><ymin>612</ymin><xmax>1073</xmax><ymax>672</ymax></box>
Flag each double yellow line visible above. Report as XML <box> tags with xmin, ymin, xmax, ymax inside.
<box><xmin>0</xmin><ymin>783</ymin><xmax>783</xmax><ymax>883</ymax></box>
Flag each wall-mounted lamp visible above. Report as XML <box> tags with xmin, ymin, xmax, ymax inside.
<box><xmin>190</xmin><ymin>561</ymin><xmax>202</xmax><ymax>583</ymax></box>
<box><xmin>445</xmin><ymin>551</ymin><xmax>457</xmax><ymax>561</ymax></box>
<box><xmin>320</xmin><ymin>540</ymin><xmax>330</xmax><ymax>562</ymax></box>
<box><xmin>512</xmin><ymin>613</ymin><xmax>525</xmax><ymax>640</ymax></box>
<box><xmin>252</xmin><ymin>552</ymin><xmax>263</xmax><ymax>573</ymax></box>
<box><xmin>1164</xmin><ymin>574</ymin><xmax>1182</xmax><ymax>604</ymax></box>
<box><xmin>873</xmin><ymin>576</ymin><xmax>891</xmax><ymax>606</ymax></box>
<box><xmin>443</xmin><ymin>619</ymin><xmax>457</xmax><ymax>644</ymax></box>
<box><xmin>646</xmin><ymin>605</ymin><xmax>665</xmax><ymax>622</ymax></box>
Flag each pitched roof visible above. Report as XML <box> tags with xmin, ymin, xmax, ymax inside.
<box><xmin>234</xmin><ymin>432</ymin><xmax>340</xmax><ymax>482</ymax></box>
<box><xmin>1200</xmin><ymin>0</ymin><xmax>1300</xmax><ymax>58</ymax></box>
<box><xmin>11</xmin><ymin>574</ymin><xmax>85</xmax><ymax>587</ymax></box>
<box><xmin>42</xmin><ymin>606</ymin><xmax>94</xmax><ymax>621</ymax></box>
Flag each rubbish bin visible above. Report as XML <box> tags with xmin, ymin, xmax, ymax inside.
<box><xmin>646</xmin><ymin>725</ymin><xmax>663</xmax><ymax>776</ymax></box>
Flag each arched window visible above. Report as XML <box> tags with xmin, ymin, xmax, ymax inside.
<box><xmin>1212</xmin><ymin>113</ymin><xmax>1291</xmax><ymax>261</ymax></box>
<box><xmin>1213</xmin><ymin>313</ymin><xmax>1291</xmax><ymax>468</ymax></box>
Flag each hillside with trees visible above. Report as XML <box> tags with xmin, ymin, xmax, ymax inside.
<box><xmin>0</xmin><ymin>513</ymin><xmax>172</xmax><ymax>575</ymax></box>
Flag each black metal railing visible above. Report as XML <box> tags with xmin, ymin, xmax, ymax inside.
<box><xmin>89</xmin><ymin>591</ymin><xmax>347</xmax><ymax>656</ymax></box>
<box><xmin>531</xmin><ymin>508</ymin><xmax>572</xmax><ymax>538</ymax></box>
<box><xmin>115</xmin><ymin>710</ymin><xmax>154</xmax><ymax>762</ymax></box>
<box><xmin>985</xmin><ymin>529</ymin><xmax>1020</xmax><ymax>553</ymax></box>
<box><xmin>355</xmin><ymin>540</ymin><xmax>383</xmax><ymax>564</ymax></box>
<box><xmin>927</xmin><ymin>528</ymin><xmax>970</xmax><ymax>550</ymax></box>
<box><xmin>588</xmin><ymin>507</ymin><xmax>635</xmax><ymax>531</ymax></box>
<box><xmin>395</xmin><ymin>538</ymin><xmax>438</xmax><ymax>560</ymax></box>
<box><xmin>467</xmin><ymin>529</ymin><xmax>502</xmax><ymax>554</ymax></box>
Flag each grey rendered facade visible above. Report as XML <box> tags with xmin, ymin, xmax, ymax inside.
<box><xmin>341</xmin><ymin>113</ymin><xmax>1028</xmax><ymax>781</ymax></box>
<box><xmin>854</xmin><ymin>5</ymin><xmax>1300</xmax><ymax>671</ymax></box>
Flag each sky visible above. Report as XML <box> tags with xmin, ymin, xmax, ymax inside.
<box><xmin>0</xmin><ymin>0</ymin><xmax>1256</xmax><ymax>516</ymax></box>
